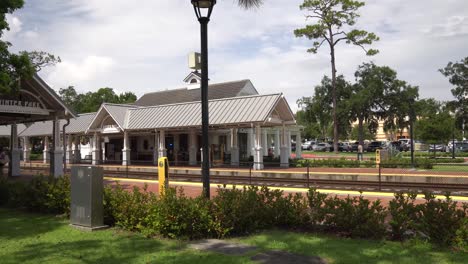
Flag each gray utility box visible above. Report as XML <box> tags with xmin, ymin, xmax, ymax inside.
<box><xmin>70</xmin><ymin>166</ymin><xmax>104</xmax><ymax>229</ymax></box>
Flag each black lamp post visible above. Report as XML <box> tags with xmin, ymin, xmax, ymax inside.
<box><xmin>409</xmin><ymin>98</ymin><xmax>415</xmax><ymax>168</ymax></box>
<box><xmin>191</xmin><ymin>0</ymin><xmax>216</xmax><ymax>198</ymax></box>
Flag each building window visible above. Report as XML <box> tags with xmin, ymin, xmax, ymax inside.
<box><xmin>143</xmin><ymin>140</ymin><xmax>149</xmax><ymax>150</ymax></box>
<box><xmin>190</xmin><ymin>79</ymin><xmax>198</xmax><ymax>84</ymax></box>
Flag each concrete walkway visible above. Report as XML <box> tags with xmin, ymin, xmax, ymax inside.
<box><xmin>188</xmin><ymin>239</ymin><xmax>327</xmax><ymax>264</ymax></box>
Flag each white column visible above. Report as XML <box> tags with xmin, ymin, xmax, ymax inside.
<box><xmin>158</xmin><ymin>130</ymin><xmax>167</xmax><ymax>157</ymax></box>
<box><xmin>230</xmin><ymin>128</ymin><xmax>239</xmax><ymax>166</ymax></box>
<box><xmin>247</xmin><ymin>128</ymin><xmax>254</xmax><ymax>157</ymax></box>
<box><xmin>50</xmin><ymin>118</ymin><xmax>64</xmax><ymax>177</ymax></box>
<box><xmin>91</xmin><ymin>133</ymin><xmax>100</xmax><ymax>165</ymax></box>
<box><xmin>153</xmin><ymin>130</ymin><xmax>158</xmax><ymax>165</ymax></box>
<box><xmin>22</xmin><ymin>136</ymin><xmax>30</xmax><ymax>162</ymax></box>
<box><xmin>122</xmin><ymin>131</ymin><xmax>131</xmax><ymax>166</ymax></box>
<box><xmin>262</xmin><ymin>129</ymin><xmax>268</xmax><ymax>156</ymax></box>
<box><xmin>280</xmin><ymin>125</ymin><xmax>289</xmax><ymax>168</ymax></box>
<box><xmin>43</xmin><ymin>136</ymin><xmax>49</xmax><ymax>164</ymax></box>
<box><xmin>73</xmin><ymin>135</ymin><xmax>81</xmax><ymax>163</ymax></box>
<box><xmin>287</xmin><ymin>129</ymin><xmax>292</xmax><ymax>158</ymax></box>
<box><xmin>9</xmin><ymin>124</ymin><xmax>20</xmax><ymax>177</ymax></box>
<box><xmin>253</xmin><ymin>125</ymin><xmax>264</xmax><ymax>170</ymax></box>
<box><xmin>296</xmin><ymin>132</ymin><xmax>302</xmax><ymax>159</ymax></box>
<box><xmin>189</xmin><ymin>130</ymin><xmax>197</xmax><ymax>166</ymax></box>
<box><xmin>274</xmin><ymin>128</ymin><xmax>280</xmax><ymax>157</ymax></box>
<box><xmin>66</xmin><ymin>135</ymin><xmax>73</xmax><ymax>164</ymax></box>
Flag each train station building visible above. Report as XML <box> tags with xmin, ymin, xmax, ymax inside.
<box><xmin>1</xmin><ymin>73</ymin><xmax>301</xmax><ymax>175</ymax></box>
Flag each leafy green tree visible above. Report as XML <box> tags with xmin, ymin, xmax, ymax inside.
<box><xmin>440</xmin><ymin>57</ymin><xmax>468</xmax><ymax>138</ymax></box>
<box><xmin>58</xmin><ymin>86</ymin><xmax>137</xmax><ymax>113</ymax></box>
<box><xmin>294</xmin><ymin>0</ymin><xmax>379</xmax><ymax>152</ymax></box>
<box><xmin>416</xmin><ymin>111</ymin><xmax>454</xmax><ymax>150</ymax></box>
<box><xmin>0</xmin><ymin>1</ymin><xmax>60</xmax><ymax>96</ymax></box>
<box><xmin>349</xmin><ymin>122</ymin><xmax>376</xmax><ymax>141</ymax></box>
<box><xmin>297</xmin><ymin>75</ymin><xmax>353</xmax><ymax>141</ymax></box>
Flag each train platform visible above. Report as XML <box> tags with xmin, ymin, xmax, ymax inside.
<box><xmin>102</xmin><ymin>176</ymin><xmax>468</xmax><ymax>204</ymax></box>
<box><xmin>21</xmin><ymin>162</ymin><xmax>468</xmax><ymax>186</ymax></box>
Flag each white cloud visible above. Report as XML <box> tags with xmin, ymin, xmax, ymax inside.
<box><xmin>5</xmin><ymin>0</ymin><xmax>468</xmax><ymax>112</ymax></box>
<box><xmin>46</xmin><ymin>56</ymin><xmax>115</xmax><ymax>92</ymax></box>
<box><xmin>3</xmin><ymin>15</ymin><xmax>22</xmax><ymax>40</ymax></box>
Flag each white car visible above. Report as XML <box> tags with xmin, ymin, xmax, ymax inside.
<box><xmin>301</xmin><ymin>141</ymin><xmax>315</xmax><ymax>150</ymax></box>
<box><xmin>314</xmin><ymin>143</ymin><xmax>331</xmax><ymax>152</ymax></box>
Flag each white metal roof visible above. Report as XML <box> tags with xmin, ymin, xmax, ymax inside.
<box><xmin>125</xmin><ymin>93</ymin><xmax>295</xmax><ymax>130</ymax></box>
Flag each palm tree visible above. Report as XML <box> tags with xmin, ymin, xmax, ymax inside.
<box><xmin>237</xmin><ymin>0</ymin><xmax>263</xmax><ymax>9</ymax></box>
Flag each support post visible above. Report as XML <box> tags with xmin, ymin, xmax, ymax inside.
<box><xmin>122</xmin><ymin>131</ymin><xmax>131</xmax><ymax>166</ymax></box>
<box><xmin>91</xmin><ymin>133</ymin><xmax>100</xmax><ymax>165</ymax></box>
<box><xmin>153</xmin><ymin>130</ymin><xmax>158</xmax><ymax>165</ymax></box>
<box><xmin>22</xmin><ymin>136</ymin><xmax>30</xmax><ymax>163</ymax></box>
<box><xmin>73</xmin><ymin>135</ymin><xmax>81</xmax><ymax>163</ymax></box>
<box><xmin>253</xmin><ymin>125</ymin><xmax>264</xmax><ymax>170</ymax></box>
<box><xmin>50</xmin><ymin>118</ymin><xmax>64</xmax><ymax>177</ymax></box>
<box><xmin>262</xmin><ymin>129</ymin><xmax>268</xmax><ymax>156</ymax></box>
<box><xmin>189</xmin><ymin>130</ymin><xmax>197</xmax><ymax>166</ymax></box>
<box><xmin>296</xmin><ymin>132</ymin><xmax>302</xmax><ymax>159</ymax></box>
<box><xmin>230</xmin><ymin>128</ymin><xmax>239</xmax><ymax>166</ymax></box>
<box><xmin>274</xmin><ymin>128</ymin><xmax>280</xmax><ymax>157</ymax></box>
<box><xmin>66</xmin><ymin>135</ymin><xmax>73</xmax><ymax>164</ymax></box>
<box><xmin>9</xmin><ymin>124</ymin><xmax>20</xmax><ymax>177</ymax></box>
<box><xmin>43</xmin><ymin>136</ymin><xmax>49</xmax><ymax>164</ymax></box>
<box><xmin>280</xmin><ymin>125</ymin><xmax>289</xmax><ymax>168</ymax></box>
<box><xmin>158</xmin><ymin>130</ymin><xmax>167</xmax><ymax>158</ymax></box>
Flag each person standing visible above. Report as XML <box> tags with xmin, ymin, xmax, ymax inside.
<box><xmin>357</xmin><ymin>144</ymin><xmax>363</xmax><ymax>161</ymax></box>
<box><xmin>0</xmin><ymin>147</ymin><xmax>10</xmax><ymax>176</ymax></box>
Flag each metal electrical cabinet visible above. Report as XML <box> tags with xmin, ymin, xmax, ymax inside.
<box><xmin>70</xmin><ymin>166</ymin><xmax>105</xmax><ymax>229</ymax></box>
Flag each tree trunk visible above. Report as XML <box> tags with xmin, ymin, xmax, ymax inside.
<box><xmin>358</xmin><ymin>117</ymin><xmax>364</xmax><ymax>146</ymax></box>
<box><xmin>329</xmin><ymin>30</ymin><xmax>339</xmax><ymax>154</ymax></box>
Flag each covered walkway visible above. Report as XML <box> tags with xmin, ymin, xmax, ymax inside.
<box><xmin>0</xmin><ymin>74</ymin><xmax>75</xmax><ymax>177</ymax></box>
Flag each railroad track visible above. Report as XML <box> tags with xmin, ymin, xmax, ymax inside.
<box><xmin>22</xmin><ymin>166</ymin><xmax>468</xmax><ymax>195</ymax></box>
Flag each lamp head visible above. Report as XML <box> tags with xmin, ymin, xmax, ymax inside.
<box><xmin>191</xmin><ymin>0</ymin><xmax>216</xmax><ymax>20</ymax></box>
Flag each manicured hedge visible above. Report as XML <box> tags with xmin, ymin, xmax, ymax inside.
<box><xmin>0</xmin><ymin>176</ymin><xmax>466</xmax><ymax>250</ymax></box>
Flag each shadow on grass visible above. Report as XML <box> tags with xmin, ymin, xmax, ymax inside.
<box><xmin>0</xmin><ymin>208</ymin><xmax>63</xmax><ymax>240</ymax></box>
<box><xmin>238</xmin><ymin>230</ymin><xmax>468</xmax><ymax>264</ymax></box>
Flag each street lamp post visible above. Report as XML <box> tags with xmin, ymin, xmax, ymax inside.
<box><xmin>191</xmin><ymin>0</ymin><xmax>216</xmax><ymax>198</ymax></box>
<box><xmin>409</xmin><ymin>98</ymin><xmax>415</xmax><ymax>168</ymax></box>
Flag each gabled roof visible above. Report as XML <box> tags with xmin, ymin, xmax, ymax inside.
<box><xmin>183</xmin><ymin>71</ymin><xmax>202</xmax><ymax>83</ymax></box>
<box><xmin>0</xmin><ymin>74</ymin><xmax>76</xmax><ymax>125</ymax></box>
<box><xmin>134</xmin><ymin>79</ymin><xmax>253</xmax><ymax>107</ymax></box>
<box><xmin>86</xmin><ymin>103</ymin><xmax>139</xmax><ymax>132</ymax></box>
<box><xmin>0</xmin><ymin>124</ymin><xmax>27</xmax><ymax>137</ymax></box>
<box><xmin>125</xmin><ymin>94</ymin><xmax>295</xmax><ymax>130</ymax></box>
<box><xmin>18</xmin><ymin>113</ymin><xmax>96</xmax><ymax>137</ymax></box>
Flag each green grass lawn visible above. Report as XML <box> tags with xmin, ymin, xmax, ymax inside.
<box><xmin>1</xmin><ymin>208</ymin><xmax>466</xmax><ymax>264</ymax></box>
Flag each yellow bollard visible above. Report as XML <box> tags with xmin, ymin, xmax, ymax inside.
<box><xmin>158</xmin><ymin>157</ymin><xmax>169</xmax><ymax>196</ymax></box>
<box><xmin>375</xmin><ymin>149</ymin><xmax>381</xmax><ymax>168</ymax></box>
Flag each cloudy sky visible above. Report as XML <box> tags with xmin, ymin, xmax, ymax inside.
<box><xmin>4</xmin><ymin>0</ymin><xmax>468</xmax><ymax>112</ymax></box>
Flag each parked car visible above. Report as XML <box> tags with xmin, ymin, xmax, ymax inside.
<box><xmin>447</xmin><ymin>142</ymin><xmax>468</xmax><ymax>153</ymax></box>
<box><xmin>301</xmin><ymin>141</ymin><xmax>316</xmax><ymax>150</ymax></box>
<box><xmin>398</xmin><ymin>139</ymin><xmax>410</xmax><ymax>152</ymax></box>
<box><xmin>367</xmin><ymin>141</ymin><xmax>385</xmax><ymax>152</ymax></box>
<box><xmin>314</xmin><ymin>142</ymin><xmax>331</xmax><ymax>152</ymax></box>
<box><xmin>428</xmin><ymin>144</ymin><xmax>446</xmax><ymax>152</ymax></box>
<box><xmin>327</xmin><ymin>141</ymin><xmax>344</xmax><ymax>152</ymax></box>
<box><xmin>341</xmin><ymin>142</ymin><xmax>351</xmax><ymax>152</ymax></box>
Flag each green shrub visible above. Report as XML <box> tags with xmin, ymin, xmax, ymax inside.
<box><xmin>416</xmin><ymin>192</ymin><xmax>467</xmax><ymax>246</ymax></box>
<box><xmin>388</xmin><ymin>191</ymin><xmax>419</xmax><ymax>240</ymax></box>
<box><xmin>453</xmin><ymin>217</ymin><xmax>468</xmax><ymax>252</ymax></box>
<box><xmin>307</xmin><ymin>188</ymin><xmax>328</xmax><ymax>228</ymax></box>
<box><xmin>0</xmin><ymin>177</ymin><xmax>10</xmax><ymax>205</ymax></box>
<box><xmin>144</xmin><ymin>188</ymin><xmax>214</xmax><ymax>239</ymax></box>
<box><xmin>104</xmin><ymin>183</ymin><xmax>156</xmax><ymax>232</ymax></box>
<box><xmin>322</xmin><ymin>194</ymin><xmax>387</xmax><ymax>239</ymax></box>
